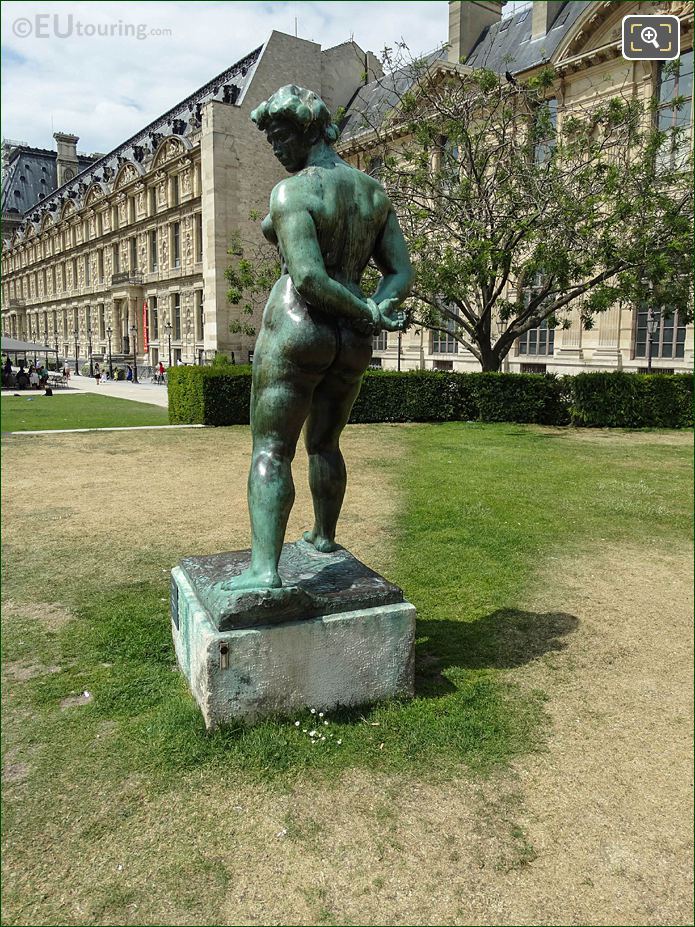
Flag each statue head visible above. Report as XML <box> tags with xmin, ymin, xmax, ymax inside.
<box><xmin>251</xmin><ymin>85</ymin><xmax>340</xmax><ymax>172</ymax></box>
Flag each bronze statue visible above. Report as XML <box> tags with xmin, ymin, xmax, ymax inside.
<box><xmin>227</xmin><ymin>85</ymin><xmax>412</xmax><ymax>592</ymax></box>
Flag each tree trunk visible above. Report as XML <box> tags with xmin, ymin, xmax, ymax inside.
<box><xmin>478</xmin><ymin>343</ymin><xmax>502</xmax><ymax>372</ymax></box>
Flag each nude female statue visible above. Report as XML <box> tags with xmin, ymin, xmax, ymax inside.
<box><xmin>227</xmin><ymin>84</ymin><xmax>413</xmax><ymax>593</ymax></box>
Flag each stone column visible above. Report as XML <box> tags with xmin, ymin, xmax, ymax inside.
<box><xmin>592</xmin><ymin>305</ymin><xmax>623</xmax><ymax>368</ymax></box>
<box><xmin>556</xmin><ymin>307</ymin><xmax>583</xmax><ymax>358</ymax></box>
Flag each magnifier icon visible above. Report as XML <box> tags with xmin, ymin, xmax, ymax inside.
<box><xmin>640</xmin><ymin>26</ymin><xmax>660</xmax><ymax>49</ymax></box>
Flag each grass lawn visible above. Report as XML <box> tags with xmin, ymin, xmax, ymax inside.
<box><xmin>1</xmin><ymin>423</ymin><xmax>692</xmax><ymax>925</ymax></box>
<box><xmin>1</xmin><ymin>393</ymin><xmax>169</xmax><ymax>431</ymax></box>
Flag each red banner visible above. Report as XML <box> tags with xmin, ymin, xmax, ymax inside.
<box><xmin>143</xmin><ymin>300</ymin><xmax>149</xmax><ymax>352</ymax></box>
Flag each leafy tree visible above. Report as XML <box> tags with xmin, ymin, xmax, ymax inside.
<box><xmin>352</xmin><ymin>46</ymin><xmax>693</xmax><ymax>370</ymax></box>
<box><xmin>224</xmin><ymin>230</ymin><xmax>280</xmax><ymax>339</ymax></box>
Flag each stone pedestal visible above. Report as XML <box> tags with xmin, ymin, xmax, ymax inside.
<box><xmin>171</xmin><ymin>540</ymin><xmax>416</xmax><ymax>729</ymax></box>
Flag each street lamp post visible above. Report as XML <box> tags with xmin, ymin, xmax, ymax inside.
<box><xmin>642</xmin><ymin>277</ymin><xmax>658</xmax><ymax>374</ymax></box>
<box><xmin>87</xmin><ymin>327</ymin><xmax>94</xmax><ymax>377</ymax></box>
<box><xmin>165</xmin><ymin>320</ymin><xmax>173</xmax><ymax>368</ymax></box>
<box><xmin>646</xmin><ymin>306</ymin><xmax>660</xmax><ymax>374</ymax></box>
<box><xmin>496</xmin><ymin>317</ymin><xmax>510</xmax><ymax>373</ymax></box>
<box><xmin>106</xmin><ymin>326</ymin><xmax>114</xmax><ymax>379</ymax></box>
<box><xmin>72</xmin><ymin>328</ymin><xmax>79</xmax><ymax>375</ymax></box>
<box><xmin>130</xmin><ymin>323</ymin><xmax>139</xmax><ymax>383</ymax></box>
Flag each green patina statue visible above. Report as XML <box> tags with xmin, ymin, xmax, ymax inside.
<box><xmin>227</xmin><ymin>85</ymin><xmax>413</xmax><ymax>593</ymax></box>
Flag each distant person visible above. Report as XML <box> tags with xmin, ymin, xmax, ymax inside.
<box><xmin>38</xmin><ymin>365</ymin><xmax>48</xmax><ymax>387</ymax></box>
<box><xmin>16</xmin><ymin>366</ymin><xmax>29</xmax><ymax>390</ymax></box>
<box><xmin>62</xmin><ymin>364</ymin><xmax>71</xmax><ymax>381</ymax></box>
<box><xmin>94</xmin><ymin>363</ymin><xmax>101</xmax><ymax>385</ymax></box>
<box><xmin>29</xmin><ymin>367</ymin><xmax>40</xmax><ymax>389</ymax></box>
<box><xmin>126</xmin><ymin>364</ymin><xmax>133</xmax><ymax>382</ymax></box>
<box><xmin>157</xmin><ymin>360</ymin><xmax>165</xmax><ymax>384</ymax></box>
<box><xmin>2</xmin><ymin>357</ymin><xmax>12</xmax><ymax>388</ymax></box>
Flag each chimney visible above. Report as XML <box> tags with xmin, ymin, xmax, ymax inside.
<box><xmin>448</xmin><ymin>1</ymin><xmax>502</xmax><ymax>65</ymax></box>
<box><xmin>531</xmin><ymin>1</ymin><xmax>565</xmax><ymax>40</ymax></box>
<box><xmin>53</xmin><ymin>132</ymin><xmax>79</xmax><ymax>186</ymax></box>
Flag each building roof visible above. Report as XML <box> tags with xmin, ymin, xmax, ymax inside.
<box><xmin>6</xmin><ymin>43</ymin><xmax>263</xmax><ymax>236</ymax></box>
<box><xmin>339</xmin><ymin>1</ymin><xmax>590</xmax><ymax>146</ymax></box>
<box><xmin>339</xmin><ymin>48</ymin><xmax>447</xmax><ymax>144</ymax></box>
<box><xmin>465</xmin><ymin>1</ymin><xmax>588</xmax><ymax>72</ymax></box>
<box><xmin>1</xmin><ymin>146</ymin><xmax>95</xmax><ymax>219</ymax></box>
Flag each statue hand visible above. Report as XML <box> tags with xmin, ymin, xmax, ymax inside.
<box><xmin>376</xmin><ymin>297</ymin><xmax>408</xmax><ymax>332</ymax></box>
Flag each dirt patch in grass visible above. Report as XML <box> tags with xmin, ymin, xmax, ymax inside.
<box><xmin>2</xmin><ymin>426</ymin><xmax>691</xmax><ymax>925</ymax></box>
<box><xmin>1</xmin><ymin>427</ymin><xmax>403</xmax><ymax>602</ymax></box>
<box><xmin>1</xmin><ymin>601</ymin><xmax>74</xmax><ymax>630</ymax></box>
<box><xmin>2</xmin><ymin>544</ymin><xmax>690</xmax><ymax>926</ymax></box>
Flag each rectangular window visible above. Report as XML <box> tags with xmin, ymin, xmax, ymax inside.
<box><xmin>195</xmin><ymin>213</ymin><xmax>203</xmax><ymax>263</ymax></box>
<box><xmin>372</xmin><ymin>331</ymin><xmax>388</xmax><ymax>352</ymax></box>
<box><xmin>533</xmin><ymin>98</ymin><xmax>558</xmax><ymax>164</ymax></box>
<box><xmin>517</xmin><ymin>319</ymin><xmax>555</xmax><ymax>356</ymax></box>
<box><xmin>656</xmin><ymin>50</ymin><xmax>693</xmax><ymax>170</ymax></box>
<box><xmin>150</xmin><ymin>229</ymin><xmax>158</xmax><ymax>271</ymax></box>
<box><xmin>171</xmin><ymin>222</ymin><xmax>181</xmax><ymax>268</ymax></box>
<box><xmin>112</xmin><ymin>243</ymin><xmax>120</xmax><ymax>274</ymax></box>
<box><xmin>63</xmin><ymin>309</ymin><xmax>68</xmax><ymax>336</ymax></box>
<box><xmin>150</xmin><ymin>295</ymin><xmax>159</xmax><ymax>340</ymax></box>
<box><xmin>99</xmin><ymin>304</ymin><xmax>106</xmax><ymax>340</ymax></box>
<box><xmin>97</xmin><ymin>249</ymin><xmax>104</xmax><ymax>282</ymax></box>
<box><xmin>43</xmin><ymin>311</ymin><xmax>48</xmax><ymax>340</ymax></box>
<box><xmin>634</xmin><ymin>305</ymin><xmax>687</xmax><ymax>359</ymax></box>
<box><xmin>171</xmin><ymin>175</ymin><xmax>180</xmax><ymax>207</ymax></box>
<box><xmin>71</xmin><ymin>259</ymin><xmax>77</xmax><ymax>289</ymax></box>
<box><xmin>128</xmin><ymin>195</ymin><xmax>136</xmax><ymax>224</ymax></box>
<box><xmin>84</xmin><ymin>254</ymin><xmax>91</xmax><ymax>287</ymax></box>
<box><xmin>97</xmin><ymin>212</ymin><xmax>103</xmax><ymax>237</ymax></box>
<box><xmin>62</xmin><ymin>264</ymin><xmax>67</xmax><ymax>291</ymax></box>
<box><xmin>173</xmin><ymin>293</ymin><xmax>181</xmax><ymax>339</ymax></box>
<box><xmin>83</xmin><ymin>219</ymin><xmax>89</xmax><ymax>243</ymax></box>
<box><xmin>52</xmin><ymin>266</ymin><xmax>56</xmax><ymax>293</ymax></box>
<box><xmin>517</xmin><ymin>274</ymin><xmax>555</xmax><ymax>355</ymax></box>
<box><xmin>52</xmin><ymin>310</ymin><xmax>57</xmax><ymax>337</ymax></box>
<box><xmin>42</xmin><ymin>269</ymin><xmax>47</xmax><ymax>295</ymax></box>
<box><xmin>149</xmin><ymin>187</ymin><xmax>157</xmax><ymax>217</ymax></box>
<box><xmin>73</xmin><ymin>307</ymin><xmax>78</xmax><ymax>331</ymax></box>
<box><xmin>85</xmin><ymin>305</ymin><xmax>91</xmax><ymax>334</ymax></box>
<box><xmin>130</xmin><ymin>236</ymin><xmax>138</xmax><ymax>272</ymax></box>
<box><xmin>195</xmin><ymin>290</ymin><xmax>204</xmax><ymax>340</ymax></box>
<box><xmin>431</xmin><ymin>319</ymin><xmax>458</xmax><ymax>354</ymax></box>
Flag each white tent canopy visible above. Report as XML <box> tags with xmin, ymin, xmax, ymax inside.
<box><xmin>1</xmin><ymin>336</ymin><xmax>58</xmax><ymax>354</ymax></box>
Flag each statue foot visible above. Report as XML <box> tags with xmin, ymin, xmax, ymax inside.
<box><xmin>303</xmin><ymin>529</ymin><xmax>339</xmax><ymax>553</ymax></box>
<box><xmin>221</xmin><ymin>567</ymin><xmax>282</xmax><ymax>593</ymax></box>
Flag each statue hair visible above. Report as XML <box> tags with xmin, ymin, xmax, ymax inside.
<box><xmin>251</xmin><ymin>85</ymin><xmax>340</xmax><ymax>144</ymax></box>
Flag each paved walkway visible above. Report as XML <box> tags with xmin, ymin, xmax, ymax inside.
<box><xmin>67</xmin><ymin>374</ymin><xmax>169</xmax><ymax>408</ymax></box>
<box><xmin>5</xmin><ymin>424</ymin><xmax>204</xmax><ymax>435</ymax></box>
<box><xmin>0</xmin><ymin>375</ymin><xmax>170</xmax><ymax>408</ymax></box>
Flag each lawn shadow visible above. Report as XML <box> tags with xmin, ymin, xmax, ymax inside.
<box><xmin>415</xmin><ymin>608</ymin><xmax>579</xmax><ymax>697</ymax></box>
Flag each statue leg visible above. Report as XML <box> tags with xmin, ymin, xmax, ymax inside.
<box><xmin>303</xmin><ymin>369</ymin><xmax>363</xmax><ymax>553</ymax></box>
<box><xmin>227</xmin><ymin>369</ymin><xmax>316</xmax><ymax>591</ymax></box>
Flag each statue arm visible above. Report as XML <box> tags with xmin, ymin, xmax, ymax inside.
<box><xmin>371</xmin><ymin>207</ymin><xmax>414</xmax><ymax>306</ymax></box>
<box><xmin>269</xmin><ymin>188</ymin><xmax>375</xmax><ymax>325</ymax></box>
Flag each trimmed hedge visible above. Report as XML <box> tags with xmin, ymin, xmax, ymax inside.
<box><xmin>569</xmin><ymin>371</ymin><xmax>693</xmax><ymax>428</ymax></box>
<box><xmin>168</xmin><ymin>366</ymin><xmax>693</xmax><ymax>429</ymax></box>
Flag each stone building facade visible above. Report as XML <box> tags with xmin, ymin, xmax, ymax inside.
<box><xmin>1</xmin><ymin>31</ymin><xmax>381</xmax><ymax>370</ymax></box>
<box><xmin>338</xmin><ymin>0</ymin><xmax>694</xmax><ymax>375</ymax></box>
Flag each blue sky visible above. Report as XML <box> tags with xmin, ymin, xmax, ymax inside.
<box><xmin>1</xmin><ymin>1</ymin><xmax>461</xmax><ymax>154</ymax></box>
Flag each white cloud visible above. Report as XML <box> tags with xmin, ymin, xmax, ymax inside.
<box><xmin>1</xmin><ymin>1</ymin><xmax>449</xmax><ymax>154</ymax></box>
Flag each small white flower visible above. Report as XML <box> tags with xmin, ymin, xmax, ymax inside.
<box><xmin>323</xmin><ymin>720</ymin><xmax>329</xmax><ymax>726</ymax></box>
<box><xmin>302</xmin><ymin>729</ymin><xmax>307</xmax><ymax>733</ymax></box>
<box><xmin>309</xmin><ymin>730</ymin><xmax>318</xmax><ymax>737</ymax></box>
<box><xmin>294</xmin><ymin>721</ymin><xmax>300</xmax><ymax>727</ymax></box>
<box><xmin>337</xmin><ymin>739</ymin><xmax>342</xmax><ymax>745</ymax></box>
<box><xmin>310</xmin><ymin>708</ymin><xmax>316</xmax><ymax>714</ymax></box>
<box><xmin>83</xmin><ymin>690</ymin><xmax>91</xmax><ymax>699</ymax></box>
<box><xmin>117</xmin><ymin>864</ymin><xmax>123</xmax><ymax>871</ymax></box>
<box><xmin>318</xmin><ymin>712</ymin><xmax>324</xmax><ymax>718</ymax></box>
